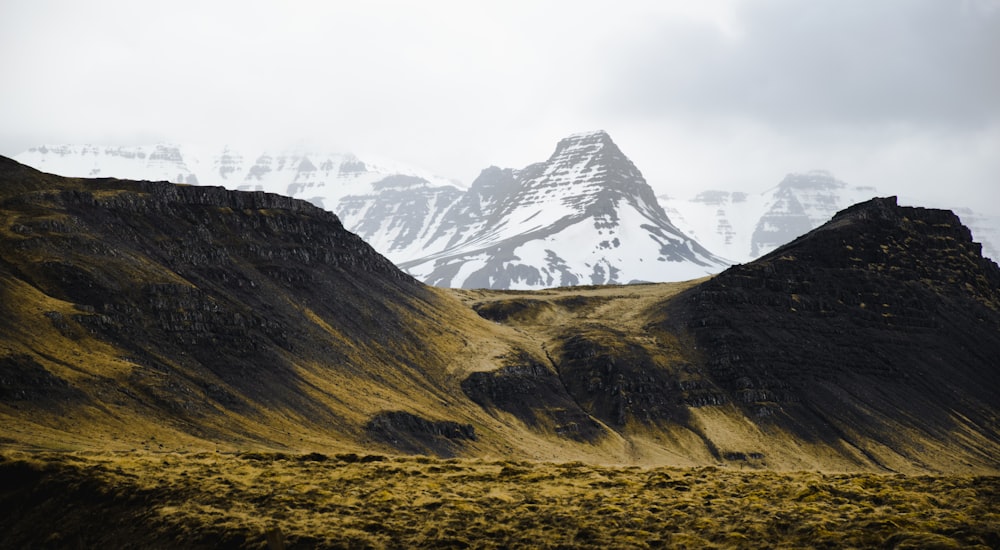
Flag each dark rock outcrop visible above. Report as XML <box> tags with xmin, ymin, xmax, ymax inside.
<box><xmin>555</xmin><ymin>331</ymin><xmax>692</xmax><ymax>429</ymax></box>
<box><xmin>461</xmin><ymin>351</ymin><xmax>605</xmax><ymax>442</ymax></box>
<box><xmin>365</xmin><ymin>411</ymin><xmax>476</xmax><ymax>457</ymax></box>
<box><xmin>661</xmin><ymin>196</ymin><xmax>1000</xmax><ymax>453</ymax></box>
<box><xmin>0</xmin><ymin>354</ymin><xmax>86</xmax><ymax>405</ymax></box>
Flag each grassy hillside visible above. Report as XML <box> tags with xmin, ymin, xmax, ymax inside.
<box><xmin>2</xmin><ymin>159</ymin><xmax>1000</xmax><ymax>546</ymax></box>
<box><xmin>2</xmin><ymin>157</ymin><xmax>999</xmax><ymax>475</ymax></box>
<box><xmin>0</xmin><ymin>157</ymin><xmax>697</xmax><ymax>465</ymax></box>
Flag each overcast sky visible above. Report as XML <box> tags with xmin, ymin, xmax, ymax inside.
<box><xmin>2</xmin><ymin>0</ymin><xmax>998</xmax><ymax>211</ymax></box>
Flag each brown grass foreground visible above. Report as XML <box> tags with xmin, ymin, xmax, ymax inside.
<box><xmin>1</xmin><ymin>451</ymin><xmax>997</xmax><ymax>549</ymax></box>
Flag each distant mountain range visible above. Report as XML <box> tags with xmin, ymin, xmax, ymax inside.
<box><xmin>16</xmin><ymin>136</ymin><xmax>999</xmax><ymax>288</ymax></box>
<box><xmin>662</xmin><ymin>171</ymin><xmax>1000</xmax><ymax>263</ymax></box>
<box><xmin>13</xmin><ymin>142</ymin><xmax>460</xmax><ymax>215</ymax></box>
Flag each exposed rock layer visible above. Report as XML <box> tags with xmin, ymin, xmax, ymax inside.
<box><xmin>1</xmin><ymin>156</ymin><xmax>998</xmax><ymax>473</ymax></box>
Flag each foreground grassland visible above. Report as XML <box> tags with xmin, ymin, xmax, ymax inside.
<box><xmin>1</xmin><ymin>451</ymin><xmax>998</xmax><ymax>549</ymax></box>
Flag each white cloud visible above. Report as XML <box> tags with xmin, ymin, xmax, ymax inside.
<box><xmin>1</xmin><ymin>0</ymin><xmax>997</xmax><ymax>211</ymax></box>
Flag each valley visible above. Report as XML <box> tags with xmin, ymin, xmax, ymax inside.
<box><xmin>1</xmin><ymin>155</ymin><xmax>999</xmax><ymax>546</ymax></box>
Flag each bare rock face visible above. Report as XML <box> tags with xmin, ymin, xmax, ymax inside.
<box><xmin>555</xmin><ymin>331</ymin><xmax>691</xmax><ymax>428</ymax></box>
<box><xmin>461</xmin><ymin>350</ymin><xmax>606</xmax><ymax>442</ymax></box>
<box><xmin>662</xmin><ymin>196</ymin><xmax>1000</xmax><ymax>450</ymax></box>
<box><xmin>0</xmin><ymin>354</ymin><xmax>85</xmax><ymax>404</ymax></box>
<box><xmin>365</xmin><ymin>411</ymin><xmax>476</xmax><ymax>457</ymax></box>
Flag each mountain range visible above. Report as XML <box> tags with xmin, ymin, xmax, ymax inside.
<box><xmin>14</xmin><ymin>133</ymin><xmax>729</xmax><ymax>288</ymax></box>
<box><xmin>14</xmin><ymin>135</ymin><xmax>1000</xmax><ymax>289</ymax></box>
<box><xmin>1</xmin><ymin>154</ymin><xmax>998</xmax><ymax>474</ymax></box>
<box><xmin>662</xmin><ymin>170</ymin><xmax>1000</xmax><ymax>263</ymax></box>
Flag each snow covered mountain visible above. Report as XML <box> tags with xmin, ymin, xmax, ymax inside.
<box><xmin>17</xmin><ymin>142</ymin><xmax>996</xmax><ymax>289</ymax></box>
<box><xmin>15</xmin><ymin>143</ymin><xmax>469</xmax><ymax>265</ymax></box>
<box><xmin>15</xmin><ymin>135</ymin><xmax>730</xmax><ymax>289</ymax></box>
<box><xmin>399</xmin><ymin>131</ymin><xmax>729</xmax><ymax>289</ymax></box>
<box><xmin>16</xmin><ymin>144</ymin><xmax>202</xmax><ymax>185</ymax></box>
<box><xmin>662</xmin><ymin>171</ymin><xmax>879</xmax><ymax>262</ymax></box>
<box><xmin>663</xmin><ymin>170</ymin><xmax>1000</xmax><ymax>263</ymax></box>
<box><xmin>15</xmin><ymin>143</ymin><xmax>462</xmax><ymax>214</ymax></box>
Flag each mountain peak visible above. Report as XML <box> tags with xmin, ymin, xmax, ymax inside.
<box><xmin>662</xmin><ymin>197</ymin><xmax>1000</xmax><ymax>465</ymax></box>
<box><xmin>402</xmin><ymin>132</ymin><xmax>728</xmax><ymax>289</ymax></box>
<box><xmin>762</xmin><ymin>196</ymin><xmax>1000</xmax><ymax>303</ymax></box>
<box><xmin>536</xmin><ymin>130</ymin><xmax>640</xmax><ymax>195</ymax></box>
<box><xmin>549</xmin><ymin>130</ymin><xmax>618</xmax><ymax>161</ymax></box>
<box><xmin>828</xmin><ymin>195</ymin><xmax>900</xmax><ymax>223</ymax></box>
<box><xmin>558</xmin><ymin>129</ymin><xmax>613</xmax><ymax>143</ymax></box>
<box><xmin>775</xmin><ymin>170</ymin><xmax>847</xmax><ymax>193</ymax></box>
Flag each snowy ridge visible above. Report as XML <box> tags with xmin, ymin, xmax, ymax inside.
<box><xmin>16</xmin><ymin>141</ymin><xmax>996</xmax><ymax>289</ymax></box>
<box><xmin>15</xmin><ymin>144</ymin><xmax>460</xmax><ymax>211</ymax></box>
<box><xmin>399</xmin><ymin>131</ymin><xmax>729</xmax><ymax>289</ymax></box>
<box><xmin>16</xmin><ymin>142</ymin><xmax>472</xmax><ymax>266</ymax></box>
<box><xmin>16</xmin><ymin>144</ymin><xmax>199</xmax><ymax>184</ymax></box>
<box><xmin>662</xmin><ymin>170</ymin><xmax>1000</xmax><ymax>264</ymax></box>
<box><xmin>662</xmin><ymin>171</ymin><xmax>880</xmax><ymax>262</ymax></box>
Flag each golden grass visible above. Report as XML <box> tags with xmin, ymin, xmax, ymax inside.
<box><xmin>2</xmin><ymin>450</ymin><xmax>997</xmax><ymax>549</ymax></box>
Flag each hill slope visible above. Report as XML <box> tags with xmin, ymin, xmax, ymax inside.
<box><xmin>1</xmin><ymin>157</ymin><xmax>998</xmax><ymax>474</ymax></box>
<box><xmin>448</xmin><ymin>197</ymin><xmax>1000</xmax><ymax>473</ymax></box>
<box><xmin>658</xmin><ymin>196</ymin><xmax>1000</xmax><ymax>472</ymax></box>
<box><xmin>0</xmin><ymin>155</ymin><xmax>518</xmax><ymax>457</ymax></box>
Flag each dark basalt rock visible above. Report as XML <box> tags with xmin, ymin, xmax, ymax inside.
<box><xmin>471</xmin><ymin>298</ymin><xmax>556</xmax><ymax>324</ymax></box>
<box><xmin>0</xmin><ymin>156</ymin><xmax>436</xmax><ymax>426</ymax></box>
<box><xmin>461</xmin><ymin>351</ymin><xmax>605</xmax><ymax>442</ymax></box>
<box><xmin>365</xmin><ymin>411</ymin><xmax>476</xmax><ymax>457</ymax></box>
<box><xmin>0</xmin><ymin>354</ymin><xmax>85</xmax><ymax>405</ymax></box>
<box><xmin>555</xmin><ymin>331</ymin><xmax>692</xmax><ymax>429</ymax></box>
<box><xmin>662</xmin><ymin>196</ymin><xmax>1000</xmax><ymax>446</ymax></box>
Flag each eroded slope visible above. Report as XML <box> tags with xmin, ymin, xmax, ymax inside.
<box><xmin>452</xmin><ymin>198</ymin><xmax>1000</xmax><ymax>473</ymax></box>
<box><xmin>0</xmin><ymin>156</ymin><xmax>535</xmax><ymax>458</ymax></box>
<box><xmin>2</xmin><ymin>156</ymin><xmax>998</xmax><ymax>474</ymax></box>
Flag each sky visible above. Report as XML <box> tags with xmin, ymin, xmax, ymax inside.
<box><xmin>1</xmin><ymin>0</ymin><xmax>998</xmax><ymax>211</ymax></box>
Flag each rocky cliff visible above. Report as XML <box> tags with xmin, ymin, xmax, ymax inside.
<box><xmin>658</xmin><ymin>196</ymin><xmax>1000</xmax><ymax>471</ymax></box>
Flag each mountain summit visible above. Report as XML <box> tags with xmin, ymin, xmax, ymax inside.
<box><xmin>656</xmin><ymin>196</ymin><xmax>1000</xmax><ymax>471</ymax></box>
<box><xmin>400</xmin><ymin>131</ymin><xmax>728</xmax><ymax>288</ymax></box>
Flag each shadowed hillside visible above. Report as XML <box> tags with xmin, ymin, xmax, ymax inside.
<box><xmin>656</xmin><ymin>197</ymin><xmax>1000</xmax><ymax>472</ymax></box>
<box><xmin>0</xmin><ymin>155</ymin><xmax>529</xmax><ymax>457</ymax></box>
<box><xmin>2</xmin><ymin>157</ymin><xmax>1000</xmax><ymax>547</ymax></box>
<box><xmin>1</xmin><ymin>156</ymin><xmax>999</xmax><ymax>475</ymax></box>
